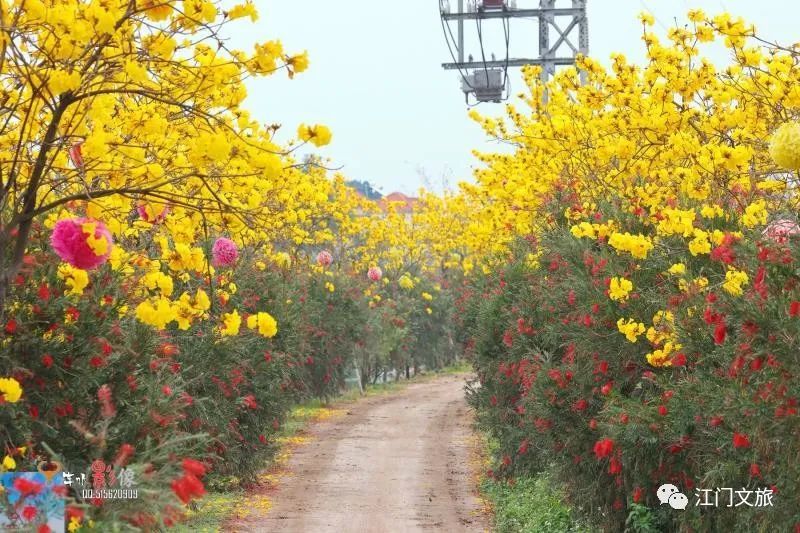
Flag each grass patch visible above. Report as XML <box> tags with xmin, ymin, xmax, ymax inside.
<box><xmin>478</xmin><ymin>434</ymin><xmax>596</xmax><ymax>533</ymax></box>
<box><xmin>482</xmin><ymin>473</ymin><xmax>596</xmax><ymax>533</ymax></box>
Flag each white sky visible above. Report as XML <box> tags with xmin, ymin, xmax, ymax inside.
<box><xmin>226</xmin><ymin>1</ymin><xmax>800</xmax><ymax>195</ymax></box>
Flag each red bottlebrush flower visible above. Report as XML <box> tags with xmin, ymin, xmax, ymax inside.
<box><xmin>749</xmin><ymin>463</ymin><xmax>761</xmax><ymax>478</ymax></box>
<box><xmin>593</xmin><ymin>438</ymin><xmax>614</xmax><ymax>459</ymax></box>
<box><xmin>567</xmin><ymin>290</ymin><xmax>576</xmax><ymax>306</ymax></box>
<box><xmin>732</xmin><ymin>432</ymin><xmax>751</xmax><ymax>449</ymax></box>
<box><xmin>38</xmin><ymin>525</ymin><xmax>52</xmax><ymax>533</ymax></box>
<box><xmin>162</xmin><ymin>385</ymin><xmax>173</xmax><ymax>396</ymax></box>
<box><xmin>264</xmin><ymin>352</ymin><xmax>272</xmax><ymax>363</ymax></box>
<box><xmin>182</xmin><ymin>458</ymin><xmax>207</xmax><ymax>478</ymax></box>
<box><xmin>588</xmin><ymin>418</ymin><xmax>597</xmax><ymax>430</ymax></box>
<box><xmin>502</xmin><ymin>330</ymin><xmax>513</xmax><ymax>348</ymax></box>
<box><xmin>600</xmin><ymin>382</ymin><xmax>613</xmax><ymax>395</ymax></box>
<box><xmin>632</xmin><ymin>486</ymin><xmax>644</xmax><ymax>503</ymax></box>
<box><xmin>97</xmin><ymin>384</ymin><xmax>115</xmax><ymax>418</ymax></box>
<box><xmin>171</xmin><ymin>474</ymin><xmax>205</xmax><ymax>504</ymax></box>
<box><xmin>572</xmin><ymin>398</ymin><xmax>588</xmax><ymax>411</ymax></box>
<box><xmin>65</xmin><ymin>507</ymin><xmax>84</xmax><ymax>525</ymax></box>
<box><xmin>670</xmin><ymin>353</ymin><xmax>687</xmax><ymax>367</ymax></box>
<box><xmin>242</xmin><ymin>395</ymin><xmax>258</xmax><ymax>409</ymax></box>
<box><xmin>157</xmin><ymin>343</ymin><xmax>179</xmax><ymax>357</ymax></box>
<box><xmin>713</xmin><ymin>322</ymin><xmax>727</xmax><ymax>345</ymax></box>
<box><xmin>709</xmin><ymin>416</ymin><xmax>724</xmax><ymax>428</ymax></box>
<box><xmin>90</xmin><ymin>356</ymin><xmax>104</xmax><ymax>368</ymax></box>
<box><xmin>13</xmin><ymin>477</ymin><xmax>44</xmax><ymax>497</ymax></box>
<box><xmin>620</xmin><ymin>413</ymin><xmax>629</xmax><ymax>424</ymax></box>
<box><xmin>258</xmin><ymin>434</ymin><xmax>267</xmax><ymax>445</ymax></box>
<box><xmin>658</xmin><ymin>405</ymin><xmax>668</xmax><ymax>416</ymax></box>
<box><xmin>790</xmin><ymin>301</ymin><xmax>800</xmax><ymax>318</ymax></box>
<box><xmin>179</xmin><ymin>392</ymin><xmax>194</xmax><ymax>406</ymax></box>
<box><xmin>710</xmin><ymin>240</ymin><xmax>736</xmax><ymax>264</ymax></box>
<box><xmin>608</xmin><ymin>456</ymin><xmax>622</xmax><ymax>474</ymax></box>
<box><xmin>4</xmin><ymin>319</ymin><xmax>17</xmax><ymax>334</ymax></box>
<box><xmin>517</xmin><ymin>439</ymin><xmax>529</xmax><ymax>455</ymax></box>
<box><xmin>114</xmin><ymin>444</ymin><xmax>135</xmax><ymax>467</ymax></box>
<box><xmin>305</xmin><ymin>356</ymin><xmax>314</xmax><ymax>365</ymax></box>
<box><xmin>29</xmin><ymin>405</ymin><xmax>39</xmax><ymax>419</ymax></box>
<box><xmin>41</xmin><ymin>354</ymin><xmax>54</xmax><ymax>368</ymax></box>
<box><xmin>101</xmin><ymin>341</ymin><xmax>113</xmax><ymax>355</ymax></box>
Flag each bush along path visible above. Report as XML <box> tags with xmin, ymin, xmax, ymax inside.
<box><xmin>216</xmin><ymin>372</ymin><xmax>490</xmax><ymax>533</ymax></box>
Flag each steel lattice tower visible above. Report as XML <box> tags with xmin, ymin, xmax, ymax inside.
<box><xmin>440</xmin><ymin>0</ymin><xmax>589</xmax><ymax>103</ymax></box>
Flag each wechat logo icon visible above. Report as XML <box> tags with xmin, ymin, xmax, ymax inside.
<box><xmin>657</xmin><ymin>484</ymin><xmax>688</xmax><ymax>510</ymax></box>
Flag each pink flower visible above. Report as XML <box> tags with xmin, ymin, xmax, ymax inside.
<box><xmin>316</xmin><ymin>250</ymin><xmax>333</xmax><ymax>267</ymax></box>
<box><xmin>763</xmin><ymin>218</ymin><xmax>800</xmax><ymax>244</ymax></box>
<box><xmin>367</xmin><ymin>266</ymin><xmax>382</xmax><ymax>282</ymax></box>
<box><xmin>136</xmin><ymin>202</ymin><xmax>169</xmax><ymax>224</ymax></box>
<box><xmin>50</xmin><ymin>217</ymin><xmax>112</xmax><ymax>269</ymax></box>
<box><xmin>211</xmin><ymin>238</ymin><xmax>238</xmax><ymax>267</ymax></box>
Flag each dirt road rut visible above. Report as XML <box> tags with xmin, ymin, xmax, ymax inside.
<box><xmin>227</xmin><ymin>374</ymin><xmax>489</xmax><ymax>533</ymax></box>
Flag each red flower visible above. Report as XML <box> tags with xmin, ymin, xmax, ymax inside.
<box><xmin>4</xmin><ymin>319</ymin><xmax>17</xmax><ymax>334</ymax></box>
<box><xmin>658</xmin><ymin>405</ymin><xmax>668</xmax><ymax>416</ymax></box>
<box><xmin>593</xmin><ymin>438</ymin><xmax>614</xmax><ymax>459</ymax></box>
<box><xmin>732</xmin><ymin>432</ymin><xmax>751</xmax><ymax>449</ymax></box>
<box><xmin>517</xmin><ymin>439</ymin><xmax>529</xmax><ymax>455</ymax></box>
<box><xmin>171</xmin><ymin>473</ymin><xmax>205</xmax><ymax>504</ymax></box>
<box><xmin>713</xmin><ymin>322</ymin><xmax>727</xmax><ymax>345</ymax></box>
<box><xmin>13</xmin><ymin>477</ymin><xmax>44</xmax><ymax>497</ymax></box>
<box><xmin>22</xmin><ymin>505</ymin><xmax>37</xmax><ymax>521</ymax></box>
<box><xmin>41</xmin><ymin>354</ymin><xmax>54</xmax><ymax>368</ymax></box>
<box><xmin>502</xmin><ymin>330</ymin><xmax>513</xmax><ymax>347</ymax></box>
<box><xmin>709</xmin><ymin>416</ymin><xmax>724</xmax><ymax>428</ymax></box>
<box><xmin>790</xmin><ymin>301</ymin><xmax>800</xmax><ymax>318</ymax></box>
<box><xmin>572</xmin><ymin>399</ymin><xmax>588</xmax><ymax>411</ymax></box>
<box><xmin>608</xmin><ymin>456</ymin><xmax>622</xmax><ymax>474</ymax></box>
<box><xmin>749</xmin><ymin>463</ymin><xmax>761</xmax><ymax>477</ymax></box>
<box><xmin>632</xmin><ymin>486</ymin><xmax>644</xmax><ymax>503</ymax></box>
<box><xmin>242</xmin><ymin>395</ymin><xmax>258</xmax><ymax>409</ymax></box>
<box><xmin>670</xmin><ymin>353</ymin><xmax>687</xmax><ymax>367</ymax></box>
<box><xmin>182</xmin><ymin>458</ymin><xmax>207</xmax><ymax>478</ymax></box>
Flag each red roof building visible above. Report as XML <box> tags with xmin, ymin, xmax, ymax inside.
<box><xmin>378</xmin><ymin>192</ymin><xmax>418</xmax><ymax>214</ymax></box>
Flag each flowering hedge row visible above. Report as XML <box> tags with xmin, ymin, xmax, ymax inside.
<box><xmin>458</xmin><ymin>10</ymin><xmax>800</xmax><ymax>532</ymax></box>
<box><xmin>0</xmin><ymin>221</ymin><xmax>458</xmax><ymax>529</ymax></box>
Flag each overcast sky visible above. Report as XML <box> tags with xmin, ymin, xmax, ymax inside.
<box><xmin>226</xmin><ymin>1</ymin><xmax>800</xmax><ymax>195</ymax></box>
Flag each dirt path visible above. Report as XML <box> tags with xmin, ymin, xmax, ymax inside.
<box><xmin>226</xmin><ymin>373</ymin><xmax>490</xmax><ymax>533</ymax></box>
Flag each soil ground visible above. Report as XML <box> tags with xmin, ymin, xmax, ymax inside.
<box><xmin>225</xmin><ymin>373</ymin><xmax>490</xmax><ymax>533</ymax></box>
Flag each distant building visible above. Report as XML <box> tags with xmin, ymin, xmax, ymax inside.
<box><xmin>378</xmin><ymin>192</ymin><xmax>418</xmax><ymax>215</ymax></box>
